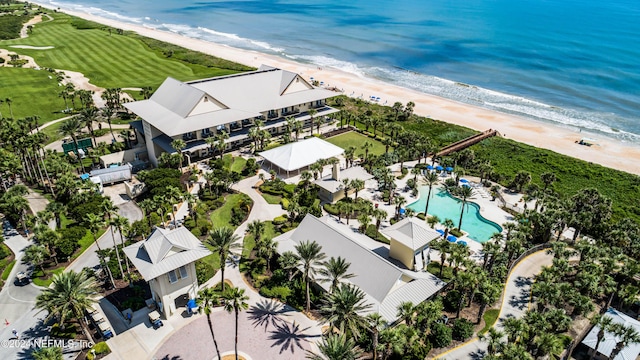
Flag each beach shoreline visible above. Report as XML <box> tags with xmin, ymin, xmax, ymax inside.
<box><xmin>29</xmin><ymin>2</ymin><xmax>640</xmax><ymax>176</ymax></box>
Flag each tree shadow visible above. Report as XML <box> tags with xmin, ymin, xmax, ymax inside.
<box><xmin>470</xmin><ymin>349</ymin><xmax>487</xmax><ymax>360</ymax></box>
<box><xmin>509</xmin><ymin>276</ymin><xmax>533</xmax><ymax>310</ymax></box>
<box><xmin>514</xmin><ymin>275</ymin><xmax>532</xmax><ymax>288</ymax></box>
<box><xmin>268</xmin><ymin>321</ymin><xmax>319</xmax><ymax>354</ymax></box>
<box><xmin>158</xmin><ymin>356</ymin><xmax>183</xmax><ymax>360</ymax></box>
<box><xmin>20</xmin><ymin>316</ymin><xmax>52</xmax><ymax>340</ymax></box>
<box><xmin>248</xmin><ymin>299</ymin><xmax>286</xmax><ymax>330</ymax></box>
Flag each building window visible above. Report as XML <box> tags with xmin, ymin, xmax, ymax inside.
<box><xmin>167</xmin><ymin>266</ymin><xmax>189</xmax><ymax>284</ymax></box>
<box><xmin>168</xmin><ymin>271</ymin><xmax>178</xmax><ymax>284</ymax></box>
<box><xmin>179</xmin><ymin>265</ymin><xmax>188</xmax><ymax>279</ymax></box>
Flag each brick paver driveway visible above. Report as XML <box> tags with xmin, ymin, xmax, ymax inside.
<box><xmin>154</xmin><ymin>300</ymin><xmax>318</xmax><ymax>360</ymax></box>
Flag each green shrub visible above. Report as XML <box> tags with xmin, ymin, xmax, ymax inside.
<box><xmin>195</xmin><ymin>260</ymin><xmax>215</xmax><ymax>284</ymax></box>
<box><xmin>417</xmin><ymin>213</ymin><xmax>426</xmax><ymax>220</ymax></box>
<box><xmin>429</xmin><ymin>322</ymin><xmax>452</xmax><ymax>348</ymax></box>
<box><xmin>121</xmin><ymin>296</ymin><xmax>145</xmax><ymax>311</ymax></box>
<box><xmin>280</xmin><ymin>198</ymin><xmax>290</xmax><ymax>210</ymax></box>
<box><xmin>323</xmin><ymin>203</ymin><xmax>340</xmax><ymax>215</ymax></box>
<box><xmin>260</xmin><ymin>286</ymin><xmax>291</xmax><ymax>301</ymax></box>
<box><xmin>87</xmin><ymin>342</ymin><xmax>110</xmax><ymax>360</ymax></box>
<box><xmin>450</xmin><ymin>228</ymin><xmax>464</xmax><ymax>237</ymax></box>
<box><xmin>443</xmin><ymin>290</ymin><xmax>462</xmax><ymax>312</ymax></box>
<box><xmin>452</xmin><ymin>318</ymin><xmax>474</xmax><ymax>341</ymax></box>
<box><xmin>50</xmin><ymin>322</ymin><xmax>77</xmax><ymax>339</ymax></box>
<box><xmin>273</xmin><ymin>216</ymin><xmax>287</xmax><ymax>226</ymax></box>
<box><xmin>190</xmin><ymin>227</ymin><xmax>202</xmax><ymax>237</ymax></box>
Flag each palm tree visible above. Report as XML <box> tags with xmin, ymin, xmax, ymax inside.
<box><xmin>111</xmin><ymin>215</ymin><xmax>131</xmax><ymax>280</ymax></box>
<box><xmin>397</xmin><ymin>301</ymin><xmax>415</xmax><ymax>326</ymax></box>
<box><xmin>256</xmin><ymin>237</ymin><xmax>278</xmax><ymax>272</ymax></box>
<box><xmin>206</xmin><ymin>227</ymin><xmax>241</xmax><ymax>291</ymax></box>
<box><xmin>247</xmin><ymin>220</ymin><xmax>265</xmax><ymax>245</ymax></box>
<box><xmin>103</xmin><ymin>200</ymin><xmax>125</xmax><ymax>280</ymax></box>
<box><xmin>608</xmin><ymin>323</ymin><xmax>640</xmax><ymax>360</ymax></box>
<box><xmin>32</xmin><ymin>346</ymin><xmax>63</xmax><ymax>360</ymax></box>
<box><xmin>318</xmin><ymin>256</ymin><xmax>355</xmax><ymax>293</ymax></box>
<box><xmin>457</xmin><ymin>185</ymin><xmax>473</xmax><ymax>231</ymax></box>
<box><xmin>101</xmin><ymin>107</ymin><xmax>116</xmax><ymax>143</ymax></box>
<box><xmin>171</xmin><ymin>139</ymin><xmax>186</xmax><ymax>170</ymax></box>
<box><xmin>205</xmin><ymin>136</ymin><xmax>217</xmax><ymax>158</ymax></box>
<box><xmin>534</xmin><ymin>332</ymin><xmax>563</xmax><ymax>360</ymax></box>
<box><xmin>503</xmin><ymin>317</ymin><xmax>528</xmax><ymax>344</ymax></box>
<box><xmin>197</xmin><ymin>287</ymin><xmax>222</xmax><ymax>360</ymax></box>
<box><xmin>24</xmin><ymin>244</ymin><xmax>50</xmax><ymax>274</ymax></box>
<box><xmin>394</xmin><ymin>196</ymin><xmax>407</xmax><ymax>219</ymax></box>
<box><xmin>361</xmin><ymin>141</ymin><xmax>373</xmax><ymax>162</ymax></box>
<box><xmin>306</xmin><ymin>333</ymin><xmax>364</xmax><ymax>360</ymax></box>
<box><xmin>79</xmin><ymin>107</ymin><xmax>98</xmax><ymax>146</ymax></box>
<box><xmin>85</xmin><ymin>213</ymin><xmax>116</xmax><ymax>288</ymax></box>
<box><xmin>295</xmin><ymin>240</ymin><xmax>326</xmax><ymax>313</ymax></box>
<box><xmin>308</xmin><ymin>108</ymin><xmax>318</xmax><ymax>135</ymax></box>
<box><xmin>222</xmin><ymin>287</ymin><xmax>249</xmax><ymax>360</ymax></box>
<box><xmin>319</xmin><ymin>283</ymin><xmax>372</xmax><ymax>340</ymax></box>
<box><xmin>589</xmin><ymin>314</ymin><xmax>614</xmax><ymax>360</ymax></box>
<box><xmin>278</xmin><ymin>251</ymin><xmax>300</xmax><ymax>281</ymax></box>
<box><xmin>35</xmin><ymin>270</ymin><xmax>100</xmax><ymax>341</ymax></box>
<box><xmin>367</xmin><ymin>313</ymin><xmax>386</xmax><ymax>360</ymax></box>
<box><xmin>350</xmin><ymin>179</ymin><xmax>365</xmax><ymax>199</ymax></box>
<box><xmin>480</xmin><ymin>327</ymin><xmax>505</xmax><ymax>356</ymax></box>
<box><xmin>58</xmin><ymin>117</ymin><xmax>85</xmax><ymax>172</ymax></box>
<box><xmin>165</xmin><ymin>185</ymin><xmax>183</xmax><ymax>226</ymax></box>
<box><xmin>5</xmin><ymin>97</ymin><xmax>13</xmax><ymax>118</ymax></box>
<box><xmin>422</xmin><ymin>171</ymin><xmax>439</xmax><ymax>218</ymax></box>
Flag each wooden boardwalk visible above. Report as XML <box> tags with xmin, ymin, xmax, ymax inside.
<box><xmin>436</xmin><ymin>129</ymin><xmax>499</xmax><ymax>157</ymax></box>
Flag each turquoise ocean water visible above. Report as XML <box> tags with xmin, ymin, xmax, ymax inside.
<box><xmin>39</xmin><ymin>0</ymin><xmax>640</xmax><ymax>142</ymax></box>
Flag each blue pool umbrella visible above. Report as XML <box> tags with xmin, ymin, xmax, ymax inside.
<box><xmin>436</xmin><ymin>229</ymin><xmax>445</xmax><ymax>236</ymax></box>
<box><xmin>447</xmin><ymin>235</ymin><xmax>457</xmax><ymax>242</ymax></box>
<box><xmin>427</xmin><ymin>165</ymin><xmax>434</xmax><ymax>170</ymax></box>
<box><xmin>399</xmin><ymin>208</ymin><xmax>406</xmax><ymax>215</ymax></box>
<box><xmin>436</xmin><ymin>165</ymin><xmax>444</xmax><ymax>171</ymax></box>
<box><xmin>187</xmin><ymin>299</ymin><xmax>197</xmax><ymax>309</ymax></box>
<box><xmin>462</xmin><ymin>183</ymin><xmax>471</xmax><ymax>188</ymax></box>
<box><xmin>446</xmin><ymin>167</ymin><xmax>454</xmax><ymax>172</ymax></box>
<box><xmin>80</xmin><ymin>173</ymin><xmax>90</xmax><ymax>180</ymax></box>
<box><xmin>457</xmin><ymin>240</ymin><xmax>468</xmax><ymax>246</ymax></box>
<box><xmin>460</xmin><ymin>178</ymin><xmax>469</xmax><ymax>183</ymax></box>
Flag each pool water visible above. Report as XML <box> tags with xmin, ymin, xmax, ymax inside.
<box><xmin>407</xmin><ymin>187</ymin><xmax>502</xmax><ymax>243</ymax></box>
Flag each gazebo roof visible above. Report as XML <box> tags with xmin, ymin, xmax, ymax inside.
<box><xmin>259</xmin><ymin>137</ymin><xmax>344</xmax><ymax>172</ymax></box>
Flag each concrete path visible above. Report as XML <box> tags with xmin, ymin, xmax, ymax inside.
<box><xmin>435</xmin><ymin>250</ymin><xmax>553</xmax><ymax>359</ymax></box>
<box><xmin>66</xmin><ymin>227</ymin><xmax>123</xmax><ymax>274</ymax></box>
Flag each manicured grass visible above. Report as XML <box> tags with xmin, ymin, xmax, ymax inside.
<box><xmin>325</xmin><ymin>131</ymin><xmax>386</xmax><ymax>156</ymax></box>
<box><xmin>1</xmin><ymin>260</ymin><xmax>16</xmax><ymax>281</ymax></box>
<box><xmin>479</xmin><ymin>309</ymin><xmax>500</xmax><ymax>334</ymax></box>
<box><xmin>230</xmin><ymin>157</ymin><xmax>247</xmax><ymax>173</ymax></box>
<box><xmin>199</xmin><ymin>251</ymin><xmax>221</xmax><ymax>273</ymax></box>
<box><xmin>0</xmin><ymin>67</ymin><xmax>65</xmax><ymax>123</ymax></box>
<box><xmin>260</xmin><ymin>193</ymin><xmax>282</xmax><ymax>205</ymax></box>
<box><xmin>427</xmin><ymin>261</ymin><xmax>454</xmax><ymax>282</ymax></box>
<box><xmin>41</xmin><ymin>119</ymin><xmax>65</xmax><ymax>144</ymax></box>
<box><xmin>72</xmin><ymin>229</ymin><xmax>106</xmax><ymax>261</ymax></box>
<box><xmin>32</xmin><ymin>266</ymin><xmax>64</xmax><ymax>287</ymax></box>
<box><xmin>210</xmin><ymin>193</ymin><xmax>251</xmax><ymax>229</ymax></box>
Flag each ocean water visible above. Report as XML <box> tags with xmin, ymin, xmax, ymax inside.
<box><xmin>40</xmin><ymin>0</ymin><xmax>640</xmax><ymax>141</ymax></box>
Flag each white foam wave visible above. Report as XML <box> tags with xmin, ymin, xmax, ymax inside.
<box><xmin>197</xmin><ymin>27</ymin><xmax>283</xmax><ymax>52</ymax></box>
<box><xmin>289</xmin><ymin>55</ymin><xmax>368</xmax><ymax>78</ymax></box>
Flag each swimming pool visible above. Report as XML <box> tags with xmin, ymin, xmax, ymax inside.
<box><xmin>407</xmin><ymin>187</ymin><xmax>502</xmax><ymax>243</ymax></box>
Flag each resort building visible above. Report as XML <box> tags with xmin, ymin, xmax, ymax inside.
<box><xmin>314</xmin><ymin>164</ymin><xmax>374</xmax><ymax>203</ymax></box>
<box><xmin>259</xmin><ymin>137</ymin><xmax>344</xmax><ymax>177</ymax></box>
<box><xmin>125</xmin><ymin>65</ymin><xmax>339</xmax><ymax>166</ymax></box>
<box><xmin>123</xmin><ymin>227</ymin><xmax>211</xmax><ymax>318</ymax></box>
<box><xmin>582</xmin><ymin>308</ymin><xmax>640</xmax><ymax>360</ymax></box>
<box><xmin>273</xmin><ymin>214</ymin><xmax>446</xmax><ymax>322</ymax></box>
<box><xmin>382</xmin><ymin>217</ymin><xmax>441</xmax><ymax>271</ymax></box>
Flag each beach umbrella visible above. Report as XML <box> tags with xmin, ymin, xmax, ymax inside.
<box><xmin>436</xmin><ymin>229</ymin><xmax>445</xmax><ymax>236</ymax></box>
<box><xmin>447</xmin><ymin>235</ymin><xmax>457</xmax><ymax>242</ymax></box>
<box><xmin>457</xmin><ymin>240</ymin><xmax>468</xmax><ymax>246</ymax></box>
<box><xmin>446</xmin><ymin>167</ymin><xmax>454</xmax><ymax>172</ymax></box>
<box><xmin>427</xmin><ymin>165</ymin><xmax>434</xmax><ymax>170</ymax></box>
<box><xmin>436</xmin><ymin>165</ymin><xmax>443</xmax><ymax>171</ymax></box>
<box><xmin>460</xmin><ymin>178</ymin><xmax>469</xmax><ymax>183</ymax></box>
<box><xmin>462</xmin><ymin>183</ymin><xmax>471</xmax><ymax>188</ymax></box>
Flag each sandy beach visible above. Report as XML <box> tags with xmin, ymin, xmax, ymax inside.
<box><xmin>29</xmin><ymin>3</ymin><xmax>640</xmax><ymax>176</ymax></box>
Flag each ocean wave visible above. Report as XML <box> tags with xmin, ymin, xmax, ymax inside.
<box><xmin>289</xmin><ymin>55</ymin><xmax>369</xmax><ymax>79</ymax></box>
<box><xmin>47</xmin><ymin>1</ymin><xmax>144</xmax><ymax>24</ymax></box>
<box><xmin>197</xmin><ymin>27</ymin><xmax>284</xmax><ymax>53</ymax></box>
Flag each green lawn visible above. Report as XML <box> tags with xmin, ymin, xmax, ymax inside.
<box><xmin>32</xmin><ymin>266</ymin><xmax>64</xmax><ymax>287</ymax></box>
<box><xmin>427</xmin><ymin>261</ymin><xmax>454</xmax><ymax>282</ymax></box>
<box><xmin>41</xmin><ymin>119</ymin><xmax>65</xmax><ymax>144</ymax></box>
<box><xmin>260</xmin><ymin>193</ymin><xmax>282</xmax><ymax>205</ymax></box>
<box><xmin>210</xmin><ymin>193</ymin><xmax>251</xmax><ymax>229</ymax></box>
<box><xmin>242</xmin><ymin>221</ymin><xmax>277</xmax><ymax>257</ymax></box>
<box><xmin>0</xmin><ymin>11</ymin><xmax>249</xmax><ymax>125</ymax></box>
<box><xmin>0</xmin><ymin>67</ymin><xmax>65</xmax><ymax>123</ymax></box>
<box><xmin>1</xmin><ymin>260</ymin><xmax>16</xmax><ymax>281</ymax></box>
<box><xmin>479</xmin><ymin>309</ymin><xmax>500</xmax><ymax>334</ymax></box>
<box><xmin>325</xmin><ymin>131</ymin><xmax>386</xmax><ymax>156</ymax></box>
<box><xmin>73</xmin><ymin>229</ymin><xmax>105</xmax><ymax>260</ymax></box>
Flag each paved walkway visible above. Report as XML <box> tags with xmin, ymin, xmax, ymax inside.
<box><xmin>435</xmin><ymin>250</ymin><xmax>554</xmax><ymax>359</ymax></box>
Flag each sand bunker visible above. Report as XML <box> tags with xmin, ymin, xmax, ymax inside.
<box><xmin>9</xmin><ymin>45</ymin><xmax>55</xmax><ymax>50</ymax></box>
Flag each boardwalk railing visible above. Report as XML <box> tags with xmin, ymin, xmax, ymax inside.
<box><xmin>436</xmin><ymin>129</ymin><xmax>499</xmax><ymax>157</ymax></box>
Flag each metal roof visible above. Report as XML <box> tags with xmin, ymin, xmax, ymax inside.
<box><xmin>382</xmin><ymin>217</ymin><xmax>442</xmax><ymax>251</ymax></box>
<box><xmin>124</xmin><ymin>66</ymin><xmax>338</xmax><ymax>137</ymax></box>
<box><xmin>123</xmin><ymin>227</ymin><xmax>211</xmax><ymax>281</ymax></box>
<box><xmin>273</xmin><ymin>214</ymin><xmax>446</xmax><ymax>323</ymax></box>
<box><xmin>582</xmin><ymin>308</ymin><xmax>640</xmax><ymax>360</ymax></box>
<box><xmin>259</xmin><ymin>137</ymin><xmax>344</xmax><ymax>172</ymax></box>
<box><xmin>314</xmin><ymin>166</ymin><xmax>374</xmax><ymax>193</ymax></box>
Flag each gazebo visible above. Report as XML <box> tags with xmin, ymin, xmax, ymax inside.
<box><xmin>259</xmin><ymin>137</ymin><xmax>344</xmax><ymax>177</ymax></box>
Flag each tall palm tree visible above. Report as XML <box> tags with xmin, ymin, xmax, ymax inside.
<box><xmin>197</xmin><ymin>287</ymin><xmax>222</xmax><ymax>360</ymax></box>
<box><xmin>608</xmin><ymin>323</ymin><xmax>640</xmax><ymax>360</ymax></box>
<box><xmin>306</xmin><ymin>333</ymin><xmax>364</xmax><ymax>360</ymax></box>
<box><xmin>247</xmin><ymin>220</ymin><xmax>265</xmax><ymax>245</ymax></box>
<box><xmin>422</xmin><ymin>171</ymin><xmax>439</xmax><ymax>218</ymax></box>
<box><xmin>171</xmin><ymin>139</ymin><xmax>186</xmax><ymax>170</ymax></box>
<box><xmin>318</xmin><ymin>256</ymin><xmax>355</xmax><ymax>293</ymax></box>
<box><xmin>534</xmin><ymin>332</ymin><xmax>563</xmax><ymax>360</ymax></box>
<box><xmin>222</xmin><ymin>287</ymin><xmax>249</xmax><ymax>360</ymax></box>
<box><xmin>480</xmin><ymin>327</ymin><xmax>505</xmax><ymax>356</ymax></box>
<box><xmin>111</xmin><ymin>215</ymin><xmax>131</xmax><ymax>280</ymax></box>
<box><xmin>367</xmin><ymin>313</ymin><xmax>386</xmax><ymax>360</ymax></box>
<box><xmin>295</xmin><ymin>240</ymin><xmax>326</xmax><ymax>313</ymax></box>
<box><xmin>361</xmin><ymin>141</ymin><xmax>373</xmax><ymax>162</ymax></box>
<box><xmin>58</xmin><ymin>117</ymin><xmax>85</xmax><ymax>172</ymax></box>
<box><xmin>308</xmin><ymin>108</ymin><xmax>318</xmax><ymax>135</ymax></box>
<box><xmin>35</xmin><ymin>270</ymin><xmax>100</xmax><ymax>341</ymax></box>
<box><xmin>350</xmin><ymin>179</ymin><xmax>365</xmax><ymax>199</ymax></box>
<box><xmin>165</xmin><ymin>185</ymin><xmax>183</xmax><ymax>226</ymax></box>
<box><xmin>396</xmin><ymin>301</ymin><xmax>415</xmax><ymax>327</ymax></box>
<box><xmin>256</xmin><ymin>237</ymin><xmax>278</xmax><ymax>272</ymax></box>
<box><xmin>589</xmin><ymin>314</ymin><xmax>614</xmax><ymax>360</ymax></box>
<box><xmin>319</xmin><ymin>283</ymin><xmax>372</xmax><ymax>340</ymax></box>
<box><xmin>103</xmin><ymin>200</ymin><xmax>125</xmax><ymax>280</ymax></box>
<box><xmin>79</xmin><ymin>107</ymin><xmax>99</xmax><ymax>146</ymax></box>
<box><xmin>206</xmin><ymin>227</ymin><xmax>241</xmax><ymax>291</ymax></box>
<box><xmin>457</xmin><ymin>185</ymin><xmax>473</xmax><ymax>231</ymax></box>
<box><xmin>85</xmin><ymin>213</ymin><xmax>115</xmax><ymax>288</ymax></box>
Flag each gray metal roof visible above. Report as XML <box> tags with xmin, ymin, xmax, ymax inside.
<box><xmin>124</xmin><ymin>66</ymin><xmax>338</xmax><ymax>137</ymax></box>
<box><xmin>582</xmin><ymin>308</ymin><xmax>640</xmax><ymax>360</ymax></box>
<box><xmin>273</xmin><ymin>214</ymin><xmax>446</xmax><ymax>323</ymax></box>
<box><xmin>259</xmin><ymin>137</ymin><xmax>344</xmax><ymax>171</ymax></box>
<box><xmin>382</xmin><ymin>217</ymin><xmax>442</xmax><ymax>251</ymax></box>
<box><xmin>123</xmin><ymin>227</ymin><xmax>211</xmax><ymax>281</ymax></box>
<box><xmin>314</xmin><ymin>166</ymin><xmax>374</xmax><ymax>193</ymax></box>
